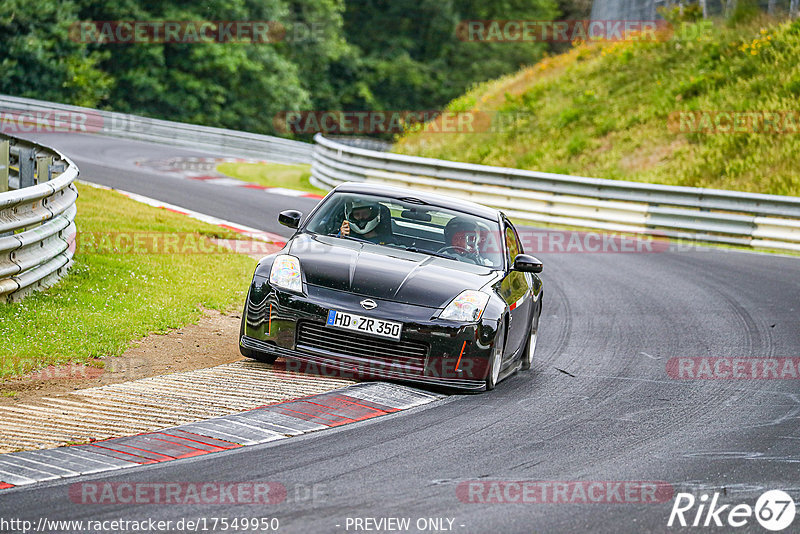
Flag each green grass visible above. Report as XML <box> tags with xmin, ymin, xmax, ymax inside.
<box><xmin>0</xmin><ymin>184</ymin><xmax>256</xmax><ymax>378</ymax></box>
<box><xmin>395</xmin><ymin>16</ymin><xmax>800</xmax><ymax>197</ymax></box>
<box><xmin>216</xmin><ymin>162</ymin><xmax>326</xmax><ymax>195</ymax></box>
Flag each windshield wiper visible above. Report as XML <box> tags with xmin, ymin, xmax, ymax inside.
<box><xmin>403</xmin><ymin>246</ymin><xmax>452</xmax><ymax>260</ymax></box>
<box><xmin>335</xmin><ymin>237</ymin><xmax>451</xmax><ymax>259</ymax></box>
<box><xmin>339</xmin><ymin>234</ymin><xmax>374</xmax><ymax>245</ymax></box>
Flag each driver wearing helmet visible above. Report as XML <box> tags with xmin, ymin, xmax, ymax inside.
<box><xmin>442</xmin><ymin>217</ymin><xmax>485</xmax><ymax>265</ymax></box>
<box><xmin>339</xmin><ymin>198</ymin><xmax>396</xmax><ymax>245</ymax></box>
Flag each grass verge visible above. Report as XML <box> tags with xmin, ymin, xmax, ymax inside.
<box><xmin>216</xmin><ymin>161</ymin><xmax>326</xmax><ymax>195</ymax></box>
<box><xmin>395</xmin><ymin>16</ymin><xmax>800</xmax><ymax>197</ymax></box>
<box><xmin>0</xmin><ymin>184</ymin><xmax>256</xmax><ymax>378</ymax></box>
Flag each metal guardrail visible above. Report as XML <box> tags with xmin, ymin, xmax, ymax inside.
<box><xmin>0</xmin><ymin>135</ymin><xmax>78</xmax><ymax>303</ymax></box>
<box><xmin>311</xmin><ymin>134</ymin><xmax>800</xmax><ymax>252</ymax></box>
<box><xmin>0</xmin><ymin>94</ymin><xmax>313</xmax><ymax>165</ymax></box>
<box><xmin>327</xmin><ymin>136</ymin><xmax>392</xmax><ymax>152</ymax></box>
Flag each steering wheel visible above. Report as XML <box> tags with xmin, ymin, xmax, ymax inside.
<box><xmin>436</xmin><ymin>245</ymin><xmax>482</xmax><ymax>265</ymax></box>
<box><xmin>436</xmin><ymin>245</ymin><xmax>470</xmax><ymax>256</ymax></box>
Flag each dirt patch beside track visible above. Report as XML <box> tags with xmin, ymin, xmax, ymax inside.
<box><xmin>0</xmin><ymin>309</ymin><xmax>244</xmax><ymax>407</ymax></box>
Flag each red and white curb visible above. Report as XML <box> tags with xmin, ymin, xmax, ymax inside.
<box><xmin>135</xmin><ymin>156</ymin><xmax>324</xmax><ymax>199</ymax></box>
<box><xmin>79</xmin><ymin>180</ymin><xmax>287</xmax><ymax>247</ymax></box>
<box><xmin>0</xmin><ymin>383</ymin><xmax>442</xmax><ymax>489</ymax></box>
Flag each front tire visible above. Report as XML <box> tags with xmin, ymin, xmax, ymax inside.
<box><xmin>521</xmin><ymin>299</ymin><xmax>542</xmax><ymax>371</ymax></box>
<box><xmin>486</xmin><ymin>323</ymin><xmax>506</xmax><ymax>391</ymax></box>
<box><xmin>248</xmin><ymin>351</ymin><xmax>279</xmax><ymax>364</ymax></box>
<box><xmin>239</xmin><ymin>300</ymin><xmax>278</xmax><ymax>364</ymax></box>
<box><xmin>240</xmin><ymin>342</ymin><xmax>278</xmax><ymax>364</ymax></box>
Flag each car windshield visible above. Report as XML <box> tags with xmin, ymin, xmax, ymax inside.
<box><xmin>305</xmin><ymin>192</ymin><xmax>505</xmax><ymax>269</ymax></box>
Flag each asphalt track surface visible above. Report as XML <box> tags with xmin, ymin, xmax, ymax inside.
<box><xmin>2</xmin><ymin>133</ymin><xmax>800</xmax><ymax>533</ymax></box>
<box><xmin>20</xmin><ymin>132</ymin><xmax>321</xmax><ymax>235</ymax></box>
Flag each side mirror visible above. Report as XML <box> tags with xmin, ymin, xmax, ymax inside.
<box><xmin>278</xmin><ymin>210</ymin><xmax>303</xmax><ymax>229</ymax></box>
<box><xmin>513</xmin><ymin>254</ymin><xmax>543</xmax><ymax>273</ymax></box>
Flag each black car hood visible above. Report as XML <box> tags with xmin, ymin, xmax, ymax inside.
<box><xmin>287</xmin><ymin>233</ymin><xmax>500</xmax><ymax>308</ymax></box>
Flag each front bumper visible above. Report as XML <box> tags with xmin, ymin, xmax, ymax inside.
<box><xmin>241</xmin><ymin>276</ymin><xmax>498</xmax><ymax>391</ymax></box>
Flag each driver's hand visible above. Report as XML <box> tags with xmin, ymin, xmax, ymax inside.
<box><xmin>340</xmin><ymin>220</ymin><xmax>350</xmax><ymax>236</ymax></box>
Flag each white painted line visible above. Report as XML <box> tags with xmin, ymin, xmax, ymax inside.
<box><xmin>0</xmin><ymin>454</ymin><xmax>79</xmax><ymax>477</ymax></box>
<box><xmin>134</xmin><ymin>156</ymin><xmax>324</xmax><ymax>199</ymax></box>
<box><xmin>174</xmin><ymin>422</ymin><xmax>264</xmax><ymax>446</ymax></box>
<box><xmin>264</xmin><ymin>187</ymin><xmax>306</xmax><ymax>197</ymax></box>
<box><xmin>344</xmin><ymin>383</ymin><xmax>444</xmax><ymax>409</ymax></box>
<box><xmin>77</xmin><ymin>180</ymin><xmax>286</xmax><ymax>244</ymax></box>
<box><xmin>218</xmin><ymin>419</ymin><xmax>287</xmax><ymax>442</ymax></box>
<box><xmin>15</xmin><ymin>450</ymin><xmax>116</xmax><ymax>476</ymax></box>
<box><xmin>234</xmin><ymin>409</ymin><xmax>328</xmax><ymax>433</ymax></box>
<box><xmin>199</xmin><ymin>178</ymin><xmax>249</xmax><ymax>187</ymax></box>
<box><xmin>51</xmin><ymin>448</ymin><xmax>138</xmax><ymax>469</ymax></box>
<box><xmin>0</xmin><ymin>468</ymin><xmax>38</xmax><ymax>486</ymax></box>
<box><xmin>0</xmin><ymin>460</ymin><xmax>60</xmax><ymax>482</ymax></box>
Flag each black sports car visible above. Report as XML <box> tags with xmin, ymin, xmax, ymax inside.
<box><xmin>239</xmin><ymin>182</ymin><xmax>543</xmax><ymax>391</ymax></box>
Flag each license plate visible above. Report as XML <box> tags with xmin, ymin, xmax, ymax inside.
<box><xmin>326</xmin><ymin>310</ymin><xmax>402</xmax><ymax>340</ymax></box>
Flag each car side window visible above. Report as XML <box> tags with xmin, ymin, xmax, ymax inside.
<box><xmin>505</xmin><ymin>224</ymin><xmax>520</xmax><ymax>265</ymax></box>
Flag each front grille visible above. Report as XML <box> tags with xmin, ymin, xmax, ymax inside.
<box><xmin>296</xmin><ymin>321</ymin><xmax>429</xmax><ymax>372</ymax></box>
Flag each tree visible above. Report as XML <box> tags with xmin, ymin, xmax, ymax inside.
<box><xmin>1</xmin><ymin>0</ymin><xmax>563</xmax><ymax>136</ymax></box>
<box><xmin>342</xmin><ymin>0</ymin><xmax>559</xmax><ymax>112</ymax></box>
<box><xmin>0</xmin><ymin>0</ymin><xmax>111</xmax><ymax>106</ymax></box>
<box><xmin>74</xmin><ymin>0</ymin><xmax>309</xmax><ymax>133</ymax></box>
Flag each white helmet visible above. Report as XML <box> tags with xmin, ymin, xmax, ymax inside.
<box><xmin>345</xmin><ymin>199</ymin><xmax>381</xmax><ymax>234</ymax></box>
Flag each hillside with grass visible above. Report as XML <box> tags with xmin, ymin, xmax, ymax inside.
<box><xmin>394</xmin><ymin>15</ymin><xmax>800</xmax><ymax>197</ymax></box>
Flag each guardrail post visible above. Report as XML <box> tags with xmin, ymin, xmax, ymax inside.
<box><xmin>0</xmin><ymin>141</ymin><xmax>8</xmax><ymax>234</ymax></box>
<box><xmin>0</xmin><ymin>140</ymin><xmax>8</xmax><ymax>193</ymax></box>
<box><xmin>36</xmin><ymin>155</ymin><xmax>53</xmax><ymax>182</ymax></box>
<box><xmin>49</xmin><ymin>160</ymin><xmax>67</xmax><ymax>179</ymax></box>
<box><xmin>18</xmin><ymin>148</ymin><xmax>35</xmax><ymax>188</ymax></box>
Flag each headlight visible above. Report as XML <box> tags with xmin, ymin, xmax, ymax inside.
<box><xmin>269</xmin><ymin>254</ymin><xmax>302</xmax><ymax>293</ymax></box>
<box><xmin>440</xmin><ymin>290</ymin><xmax>490</xmax><ymax>322</ymax></box>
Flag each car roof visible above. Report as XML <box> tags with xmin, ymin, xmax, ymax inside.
<box><xmin>333</xmin><ymin>182</ymin><xmax>501</xmax><ymax>222</ymax></box>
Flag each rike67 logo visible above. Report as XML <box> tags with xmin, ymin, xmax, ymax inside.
<box><xmin>668</xmin><ymin>490</ymin><xmax>796</xmax><ymax>531</ymax></box>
